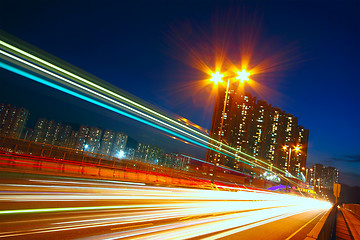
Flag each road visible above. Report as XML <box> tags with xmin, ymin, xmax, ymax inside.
<box><xmin>0</xmin><ymin>172</ymin><xmax>330</xmax><ymax>239</ymax></box>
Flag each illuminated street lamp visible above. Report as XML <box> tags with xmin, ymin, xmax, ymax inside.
<box><xmin>209</xmin><ymin>68</ymin><xmax>251</xmax><ymax>183</ymax></box>
<box><xmin>236</xmin><ymin>69</ymin><xmax>250</xmax><ymax>83</ymax></box>
<box><xmin>210</xmin><ymin>71</ymin><xmax>224</xmax><ymax>85</ymax></box>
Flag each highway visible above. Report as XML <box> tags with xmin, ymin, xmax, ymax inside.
<box><xmin>0</xmin><ymin>172</ymin><xmax>330</xmax><ymax>239</ymax></box>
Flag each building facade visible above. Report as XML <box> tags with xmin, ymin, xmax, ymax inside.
<box><xmin>206</xmin><ymin>88</ymin><xmax>309</xmax><ymax>177</ymax></box>
<box><xmin>85</xmin><ymin>127</ymin><xmax>102</xmax><ymax>153</ymax></box>
<box><xmin>0</xmin><ymin>104</ymin><xmax>29</xmax><ymax>138</ymax></box>
<box><xmin>135</xmin><ymin>143</ymin><xmax>164</xmax><ymax>165</ymax></box>
<box><xmin>99</xmin><ymin>130</ymin><xmax>128</xmax><ymax>157</ymax></box>
<box><xmin>309</xmin><ymin>164</ymin><xmax>339</xmax><ymax>193</ymax></box>
<box><xmin>111</xmin><ymin>132</ymin><xmax>128</xmax><ymax>157</ymax></box>
<box><xmin>32</xmin><ymin>119</ymin><xmax>73</xmax><ymax>147</ymax></box>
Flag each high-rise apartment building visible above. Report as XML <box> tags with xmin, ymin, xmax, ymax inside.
<box><xmin>99</xmin><ymin>130</ymin><xmax>128</xmax><ymax>157</ymax></box>
<box><xmin>206</xmin><ymin>89</ymin><xmax>309</xmax><ymax>177</ymax></box>
<box><xmin>32</xmin><ymin>119</ymin><xmax>73</xmax><ymax>147</ymax></box>
<box><xmin>32</xmin><ymin>118</ymin><xmax>48</xmax><ymax>143</ymax></box>
<box><xmin>111</xmin><ymin>132</ymin><xmax>127</xmax><ymax>157</ymax></box>
<box><xmin>43</xmin><ymin>120</ymin><xmax>56</xmax><ymax>144</ymax></box>
<box><xmin>75</xmin><ymin>125</ymin><xmax>90</xmax><ymax>151</ymax></box>
<box><xmin>100</xmin><ymin>130</ymin><xmax>115</xmax><ymax>156</ymax></box>
<box><xmin>74</xmin><ymin>126</ymin><xmax>103</xmax><ymax>153</ymax></box>
<box><xmin>325</xmin><ymin>166</ymin><xmax>339</xmax><ymax>189</ymax></box>
<box><xmin>22</xmin><ymin>127</ymin><xmax>33</xmax><ymax>141</ymax></box>
<box><xmin>291</xmin><ymin>125</ymin><xmax>309</xmax><ymax>176</ymax></box>
<box><xmin>53</xmin><ymin>124</ymin><xmax>72</xmax><ymax>147</ymax></box>
<box><xmin>0</xmin><ymin>103</ymin><xmax>29</xmax><ymax>138</ymax></box>
<box><xmin>163</xmin><ymin>153</ymin><xmax>189</xmax><ymax>170</ymax></box>
<box><xmin>309</xmin><ymin>164</ymin><xmax>339</xmax><ymax>193</ymax></box>
<box><xmin>124</xmin><ymin>147</ymin><xmax>135</xmax><ymax>160</ymax></box>
<box><xmin>85</xmin><ymin>127</ymin><xmax>102</xmax><ymax>153</ymax></box>
<box><xmin>135</xmin><ymin>143</ymin><xmax>163</xmax><ymax>165</ymax></box>
<box><xmin>206</xmin><ymin>90</ymin><xmax>257</xmax><ymax>171</ymax></box>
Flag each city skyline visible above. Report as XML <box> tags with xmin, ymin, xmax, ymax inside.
<box><xmin>0</xmin><ymin>102</ymin><xmax>190</xmax><ymax>164</ymax></box>
<box><xmin>0</xmin><ymin>102</ymin><xmax>198</xmax><ymax>172</ymax></box>
<box><xmin>0</xmin><ymin>99</ymin><xmax>339</xmax><ymax>192</ymax></box>
<box><xmin>0</xmin><ymin>0</ymin><xmax>359</xmax><ymax>187</ymax></box>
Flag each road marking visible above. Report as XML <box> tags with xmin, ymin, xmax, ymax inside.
<box><xmin>111</xmin><ymin>223</ymin><xmax>153</xmax><ymax>231</ymax></box>
<box><xmin>285</xmin><ymin>210</ymin><xmax>325</xmax><ymax>240</ymax></box>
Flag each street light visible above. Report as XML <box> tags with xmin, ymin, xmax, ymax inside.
<box><xmin>236</xmin><ymin>69</ymin><xmax>250</xmax><ymax>83</ymax></box>
<box><xmin>210</xmin><ymin>71</ymin><xmax>224</xmax><ymax>85</ymax></box>
<box><xmin>302</xmin><ymin>166</ymin><xmax>309</xmax><ymax>183</ymax></box>
<box><xmin>209</xmin><ymin>68</ymin><xmax>251</xmax><ymax>183</ymax></box>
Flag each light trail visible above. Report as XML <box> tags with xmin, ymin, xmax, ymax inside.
<box><xmin>0</xmin><ymin>56</ymin><xmax>232</xmax><ymax>159</ymax></box>
<box><xmin>0</xmin><ymin>51</ymin><xmax>298</xmax><ymax>187</ymax></box>
<box><xmin>0</xmin><ymin>60</ymin><xmax>219</xmax><ymax>157</ymax></box>
<box><xmin>0</xmin><ymin>38</ymin><xmax>300</xmax><ymax>182</ymax></box>
<box><xmin>0</xmin><ymin>176</ymin><xmax>331</xmax><ymax>239</ymax></box>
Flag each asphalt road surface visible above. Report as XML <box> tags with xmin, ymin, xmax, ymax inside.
<box><xmin>0</xmin><ymin>172</ymin><xmax>330</xmax><ymax>239</ymax></box>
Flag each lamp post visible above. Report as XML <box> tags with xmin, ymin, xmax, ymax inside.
<box><xmin>283</xmin><ymin>145</ymin><xmax>300</xmax><ymax>174</ymax></box>
<box><xmin>302</xmin><ymin>166</ymin><xmax>309</xmax><ymax>183</ymax></box>
<box><xmin>209</xmin><ymin>69</ymin><xmax>250</xmax><ymax>183</ymax></box>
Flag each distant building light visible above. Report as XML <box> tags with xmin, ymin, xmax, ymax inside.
<box><xmin>118</xmin><ymin>150</ymin><xmax>125</xmax><ymax>159</ymax></box>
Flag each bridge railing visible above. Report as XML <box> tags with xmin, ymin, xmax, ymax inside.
<box><xmin>342</xmin><ymin>203</ymin><xmax>360</xmax><ymax>218</ymax></box>
<box><xmin>0</xmin><ymin>135</ymin><xmax>254</xmax><ymax>188</ymax></box>
<box><xmin>305</xmin><ymin>204</ymin><xmax>337</xmax><ymax>240</ymax></box>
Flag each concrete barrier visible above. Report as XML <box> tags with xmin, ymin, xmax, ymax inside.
<box><xmin>148</xmin><ymin>174</ymin><xmax>157</xmax><ymax>183</ymax></box>
<box><xmin>11</xmin><ymin>159</ymin><xmax>37</xmax><ymax>170</ymax></box>
<box><xmin>81</xmin><ymin>166</ymin><xmax>99</xmax><ymax>176</ymax></box>
<box><xmin>113</xmin><ymin>169</ymin><xmax>123</xmax><ymax>178</ymax></box>
<box><xmin>305</xmin><ymin>204</ymin><xmax>336</xmax><ymax>240</ymax></box>
<box><xmin>99</xmin><ymin>168</ymin><xmax>114</xmax><ymax>178</ymax></box>
<box><xmin>0</xmin><ymin>154</ymin><xmax>253</xmax><ymax>190</ymax></box>
<box><xmin>41</xmin><ymin>161</ymin><xmax>62</xmax><ymax>172</ymax></box>
<box><xmin>341</xmin><ymin>207</ymin><xmax>360</xmax><ymax>240</ymax></box>
<box><xmin>62</xmin><ymin>163</ymin><xmax>82</xmax><ymax>174</ymax></box>
<box><xmin>343</xmin><ymin>203</ymin><xmax>360</xmax><ymax>218</ymax></box>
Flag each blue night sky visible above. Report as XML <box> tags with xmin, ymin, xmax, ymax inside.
<box><xmin>1</xmin><ymin>0</ymin><xmax>359</xmax><ymax>186</ymax></box>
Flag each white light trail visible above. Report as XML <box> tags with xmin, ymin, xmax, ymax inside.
<box><xmin>0</xmin><ymin>39</ymin><xmax>296</xmax><ymax>180</ymax></box>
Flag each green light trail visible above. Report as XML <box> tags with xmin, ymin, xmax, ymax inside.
<box><xmin>0</xmin><ymin>37</ymin><xmax>303</xmax><ymax>184</ymax></box>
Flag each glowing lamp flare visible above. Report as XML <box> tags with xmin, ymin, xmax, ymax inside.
<box><xmin>236</xmin><ymin>69</ymin><xmax>250</xmax><ymax>83</ymax></box>
<box><xmin>210</xmin><ymin>71</ymin><xmax>224</xmax><ymax>85</ymax></box>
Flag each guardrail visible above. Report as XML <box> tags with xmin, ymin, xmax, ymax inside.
<box><xmin>0</xmin><ymin>136</ymin><xmax>204</xmax><ymax>179</ymax></box>
<box><xmin>342</xmin><ymin>204</ymin><xmax>360</xmax><ymax>239</ymax></box>
<box><xmin>343</xmin><ymin>203</ymin><xmax>360</xmax><ymax>218</ymax></box>
<box><xmin>0</xmin><ymin>136</ymin><xmax>262</xmax><ymax>190</ymax></box>
<box><xmin>0</xmin><ymin>151</ymin><xmax>210</xmax><ymax>188</ymax></box>
<box><xmin>305</xmin><ymin>204</ymin><xmax>337</xmax><ymax>240</ymax></box>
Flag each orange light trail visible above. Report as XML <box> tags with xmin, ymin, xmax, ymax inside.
<box><xmin>0</xmin><ymin>176</ymin><xmax>331</xmax><ymax>239</ymax></box>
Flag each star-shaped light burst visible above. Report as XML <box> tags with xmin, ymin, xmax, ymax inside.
<box><xmin>210</xmin><ymin>71</ymin><xmax>224</xmax><ymax>85</ymax></box>
<box><xmin>236</xmin><ymin>69</ymin><xmax>250</xmax><ymax>83</ymax></box>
